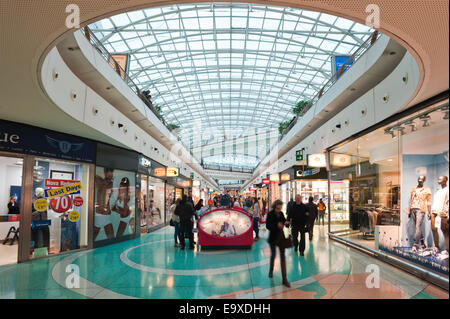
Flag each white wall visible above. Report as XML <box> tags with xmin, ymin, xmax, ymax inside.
<box><xmin>0</xmin><ymin>157</ymin><xmax>22</xmax><ymax>215</ymax></box>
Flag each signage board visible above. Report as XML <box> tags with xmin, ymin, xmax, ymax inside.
<box><xmin>153</xmin><ymin>167</ymin><xmax>166</xmax><ymax>177</ymax></box>
<box><xmin>166</xmin><ymin>168</ymin><xmax>179</xmax><ymax>177</ymax></box>
<box><xmin>307</xmin><ymin>153</ymin><xmax>327</xmax><ymax>168</ymax></box>
<box><xmin>333</xmin><ymin>55</ymin><xmax>354</xmax><ymax>79</ymax></box>
<box><xmin>0</xmin><ymin>119</ymin><xmax>96</xmax><ymax>163</ymax></box>
<box><xmin>296</xmin><ymin>149</ymin><xmax>304</xmax><ymax>161</ymax></box>
<box><xmin>280</xmin><ymin>173</ymin><xmax>291</xmax><ymax>181</ymax></box>
<box><xmin>262</xmin><ymin>178</ymin><xmax>270</xmax><ymax>185</ymax></box>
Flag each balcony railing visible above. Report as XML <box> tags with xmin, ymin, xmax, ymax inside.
<box><xmin>80</xmin><ymin>26</ymin><xmax>196</xmax><ymax>155</ymax></box>
<box><xmin>278</xmin><ymin>31</ymin><xmax>381</xmax><ymax>140</ymax></box>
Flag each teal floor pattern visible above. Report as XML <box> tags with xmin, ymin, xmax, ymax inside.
<box><xmin>0</xmin><ymin>226</ymin><xmax>448</xmax><ymax>299</ymax></box>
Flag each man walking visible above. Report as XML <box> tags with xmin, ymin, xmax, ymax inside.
<box><xmin>286</xmin><ymin>195</ymin><xmax>310</xmax><ymax>256</ymax></box>
<box><xmin>306</xmin><ymin>196</ymin><xmax>318</xmax><ymax>240</ymax></box>
<box><xmin>175</xmin><ymin>195</ymin><xmax>195</xmax><ymax>250</ymax></box>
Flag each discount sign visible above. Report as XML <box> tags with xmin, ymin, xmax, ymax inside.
<box><xmin>50</xmin><ymin>196</ymin><xmax>72</xmax><ymax>213</ymax></box>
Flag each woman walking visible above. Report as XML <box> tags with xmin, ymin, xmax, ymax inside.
<box><xmin>252</xmin><ymin>197</ymin><xmax>261</xmax><ymax>241</ymax></box>
<box><xmin>266</xmin><ymin>199</ymin><xmax>291</xmax><ymax>287</ymax></box>
<box><xmin>171</xmin><ymin>198</ymin><xmax>181</xmax><ymax>247</ymax></box>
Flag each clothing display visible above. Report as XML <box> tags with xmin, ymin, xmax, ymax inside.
<box><xmin>410</xmin><ymin>186</ymin><xmax>431</xmax><ymax>213</ymax></box>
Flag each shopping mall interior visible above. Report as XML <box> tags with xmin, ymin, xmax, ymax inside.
<box><xmin>0</xmin><ymin>0</ymin><xmax>449</xmax><ymax>301</ymax></box>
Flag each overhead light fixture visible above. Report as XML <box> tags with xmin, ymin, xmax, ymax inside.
<box><xmin>393</xmin><ymin>125</ymin><xmax>405</xmax><ymax>136</ymax></box>
<box><xmin>384</xmin><ymin>128</ymin><xmax>396</xmax><ymax>138</ymax></box>
<box><xmin>441</xmin><ymin>105</ymin><xmax>449</xmax><ymax>120</ymax></box>
<box><xmin>404</xmin><ymin>120</ymin><xmax>417</xmax><ymax>132</ymax></box>
<box><xmin>419</xmin><ymin>114</ymin><xmax>431</xmax><ymax>127</ymax></box>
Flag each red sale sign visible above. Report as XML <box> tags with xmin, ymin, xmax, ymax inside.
<box><xmin>50</xmin><ymin>196</ymin><xmax>72</xmax><ymax>213</ymax></box>
<box><xmin>73</xmin><ymin>196</ymin><xmax>84</xmax><ymax>207</ymax></box>
<box><xmin>45</xmin><ymin>179</ymin><xmax>80</xmax><ymax>188</ymax></box>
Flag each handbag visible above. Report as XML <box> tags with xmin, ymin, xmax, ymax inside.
<box><xmin>169</xmin><ymin>219</ymin><xmax>175</xmax><ymax>227</ymax></box>
<box><xmin>441</xmin><ymin>216</ymin><xmax>449</xmax><ymax>233</ymax></box>
<box><xmin>277</xmin><ymin>228</ymin><xmax>293</xmax><ymax>249</ymax></box>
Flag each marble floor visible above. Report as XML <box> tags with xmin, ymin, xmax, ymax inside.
<box><xmin>0</xmin><ymin>226</ymin><xmax>448</xmax><ymax>299</ymax></box>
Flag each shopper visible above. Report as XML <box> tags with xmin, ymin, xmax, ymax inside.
<box><xmin>175</xmin><ymin>195</ymin><xmax>195</xmax><ymax>250</ymax></box>
<box><xmin>233</xmin><ymin>198</ymin><xmax>241</xmax><ymax>208</ymax></box>
<box><xmin>194</xmin><ymin>199</ymin><xmax>203</xmax><ymax>221</ymax></box>
<box><xmin>220</xmin><ymin>192</ymin><xmax>231</xmax><ymax>207</ymax></box>
<box><xmin>287</xmin><ymin>195</ymin><xmax>309</xmax><ymax>256</ymax></box>
<box><xmin>171</xmin><ymin>198</ymin><xmax>181</xmax><ymax>247</ymax></box>
<box><xmin>7</xmin><ymin>196</ymin><xmax>20</xmax><ymax>214</ymax></box>
<box><xmin>318</xmin><ymin>198</ymin><xmax>326</xmax><ymax>226</ymax></box>
<box><xmin>266</xmin><ymin>199</ymin><xmax>290</xmax><ymax>287</ymax></box>
<box><xmin>306</xmin><ymin>196</ymin><xmax>318</xmax><ymax>240</ymax></box>
<box><xmin>252</xmin><ymin>197</ymin><xmax>261</xmax><ymax>241</ymax></box>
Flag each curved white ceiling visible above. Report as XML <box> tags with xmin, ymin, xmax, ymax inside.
<box><xmin>89</xmin><ymin>2</ymin><xmax>373</xmax><ymax>144</ymax></box>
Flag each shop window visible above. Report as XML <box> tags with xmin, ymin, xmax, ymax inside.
<box><xmin>31</xmin><ymin>158</ymin><xmax>90</xmax><ymax>258</ymax></box>
<box><xmin>94</xmin><ymin>166</ymin><xmax>136</xmax><ymax>241</ymax></box>
<box><xmin>329</xmin><ymin>102</ymin><xmax>449</xmax><ymax>275</ymax></box>
<box><xmin>0</xmin><ymin>156</ymin><xmax>23</xmax><ymax>265</ymax></box>
<box><xmin>140</xmin><ymin>175</ymin><xmax>165</xmax><ymax>232</ymax></box>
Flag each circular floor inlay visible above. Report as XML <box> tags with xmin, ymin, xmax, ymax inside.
<box><xmin>120</xmin><ymin>239</ymin><xmax>270</xmax><ymax>276</ymax></box>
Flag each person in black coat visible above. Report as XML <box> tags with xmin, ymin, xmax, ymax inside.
<box><xmin>174</xmin><ymin>195</ymin><xmax>195</xmax><ymax>250</ymax></box>
<box><xmin>266</xmin><ymin>199</ymin><xmax>290</xmax><ymax>287</ymax></box>
<box><xmin>306</xmin><ymin>196</ymin><xmax>318</xmax><ymax>240</ymax></box>
<box><xmin>7</xmin><ymin>196</ymin><xmax>20</xmax><ymax>214</ymax></box>
<box><xmin>286</xmin><ymin>194</ymin><xmax>310</xmax><ymax>256</ymax></box>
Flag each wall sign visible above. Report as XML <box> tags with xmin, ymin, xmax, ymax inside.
<box><xmin>281</xmin><ymin>173</ymin><xmax>291</xmax><ymax>181</ymax></box>
<box><xmin>68</xmin><ymin>210</ymin><xmax>80</xmax><ymax>222</ymax></box>
<box><xmin>296</xmin><ymin>149</ymin><xmax>304</xmax><ymax>161</ymax></box>
<box><xmin>307</xmin><ymin>153</ymin><xmax>327</xmax><ymax>168</ymax></box>
<box><xmin>167</xmin><ymin>167</ymin><xmax>179</xmax><ymax>177</ymax></box>
<box><xmin>262</xmin><ymin>178</ymin><xmax>270</xmax><ymax>185</ymax></box>
<box><xmin>294</xmin><ymin>167</ymin><xmax>328</xmax><ymax>180</ymax></box>
<box><xmin>153</xmin><ymin>167</ymin><xmax>166</xmax><ymax>177</ymax></box>
<box><xmin>0</xmin><ymin>119</ymin><xmax>96</xmax><ymax>163</ymax></box>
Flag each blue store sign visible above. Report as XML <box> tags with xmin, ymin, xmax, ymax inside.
<box><xmin>334</xmin><ymin>55</ymin><xmax>354</xmax><ymax>79</ymax></box>
<box><xmin>0</xmin><ymin>119</ymin><xmax>96</xmax><ymax>163</ymax></box>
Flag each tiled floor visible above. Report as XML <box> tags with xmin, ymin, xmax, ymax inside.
<box><xmin>0</xmin><ymin>226</ymin><xmax>448</xmax><ymax>299</ymax></box>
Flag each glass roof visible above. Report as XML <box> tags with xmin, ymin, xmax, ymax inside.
<box><xmin>90</xmin><ymin>3</ymin><xmax>372</xmax><ymax>141</ymax></box>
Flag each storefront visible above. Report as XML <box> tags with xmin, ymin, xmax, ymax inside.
<box><xmin>94</xmin><ymin>143</ymin><xmax>139</xmax><ymax>247</ymax></box>
<box><xmin>328</xmin><ymin>101</ymin><xmax>449</xmax><ymax>277</ymax></box>
<box><xmin>0</xmin><ymin>119</ymin><xmax>95</xmax><ymax>265</ymax></box>
<box><xmin>138</xmin><ymin>155</ymin><xmax>167</xmax><ymax>233</ymax></box>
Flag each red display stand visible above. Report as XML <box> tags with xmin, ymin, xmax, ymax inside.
<box><xmin>198</xmin><ymin>207</ymin><xmax>254</xmax><ymax>249</ymax></box>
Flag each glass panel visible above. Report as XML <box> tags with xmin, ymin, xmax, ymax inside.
<box><xmin>31</xmin><ymin>158</ymin><xmax>90</xmax><ymax>257</ymax></box>
<box><xmin>0</xmin><ymin>156</ymin><xmax>22</xmax><ymax>265</ymax></box>
<box><xmin>94</xmin><ymin>167</ymin><xmax>136</xmax><ymax>241</ymax></box>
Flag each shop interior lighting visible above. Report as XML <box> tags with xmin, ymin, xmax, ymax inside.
<box><xmin>419</xmin><ymin>114</ymin><xmax>431</xmax><ymax>127</ymax></box>
<box><xmin>384</xmin><ymin>128</ymin><xmax>396</xmax><ymax>138</ymax></box>
<box><xmin>441</xmin><ymin>105</ymin><xmax>449</xmax><ymax>120</ymax></box>
<box><xmin>404</xmin><ymin>120</ymin><xmax>417</xmax><ymax>132</ymax></box>
<box><xmin>393</xmin><ymin>125</ymin><xmax>406</xmax><ymax>135</ymax></box>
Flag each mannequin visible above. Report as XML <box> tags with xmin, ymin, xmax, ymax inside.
<box><xmin>431</xmin><ymin>176</ymin><xmax>449</xmax><ymax>258</ymax></box>
<box><xmin>31</xmin><ymin>187</ymin><xmax>50</xmax><ymax>250</ymax></box>
<box><xmin>408</xmin><ymin>176</ymin><xmax>431</xmax><ymax>252</ymax></box>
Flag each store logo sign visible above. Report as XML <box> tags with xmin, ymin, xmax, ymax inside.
<box><xmin>0</xmin><ymin>132</ymin><xmax>20</xmax><ymax>144</ymax></box>
<box><xmin>140</xmin><ymin>157</ymin><xmax>151</xmax><ymax>168</ymax></box>
<box><xmin>166</xmin><ymin>167</ymin><xmax>179</xmax><ymax>177</ymax></box>
<box><xmin>46</xmin><ymin>136</ymin><xmax>83</xmax><ymax>154</ymax></box>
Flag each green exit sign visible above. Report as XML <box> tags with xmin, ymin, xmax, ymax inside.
<box><xmin>266</xmin><ymin>174</ymin><xmax>270</xmax><ymax>179</ymax></box>
<box><xmin>190</xmin><ymin>172</ymin><xmax>194</xmax><ymax>179</ymax></box>
<box><xmin>296</xmin><ymin>149</ymin><xmax>304</xmax><ymax>161</ymax></box>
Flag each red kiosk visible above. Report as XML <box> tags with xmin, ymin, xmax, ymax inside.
<box><xmin>198</xmin><ymin>207</ymin><xmax>254</xmax><ymax>249</ymax></box>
